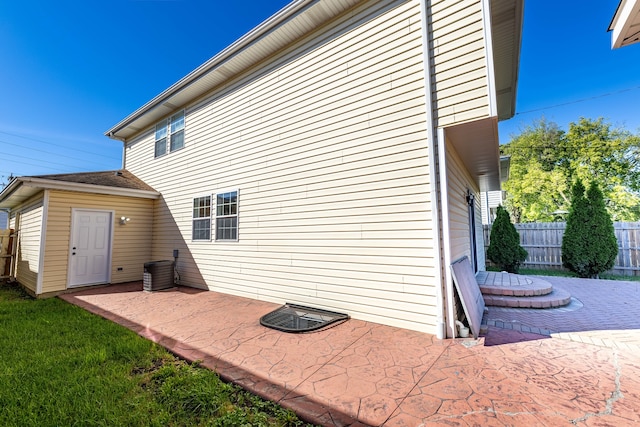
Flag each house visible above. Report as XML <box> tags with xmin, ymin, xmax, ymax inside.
<box><xmin>609</xmin><ymin>0</ymin><xmax>640</xmax><ymax>48</ymax></box>
<box><xmin>0</xmin><ymin>0</ymin><xmax>523</xmax><ymax>338</ymax></box>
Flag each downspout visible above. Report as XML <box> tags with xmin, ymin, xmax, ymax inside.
<box><xmin>437</xmin><ymin>127</ymin><xmax>455</xmax><ymax>338</ymax></box>
<box><xmin>419</xmin><ymin>0</ymin><xmax>445</xmax><ymax>339</ymax></box>
<box><xmin>108</xmin><ymin>132</ymin><xmax>127</xmax><ymax>170</ymax></box>
<box><xmin>121</xmin><ymin>143</ymin><xmax>126</xmax><ymax>170</ymax></box>
<box><xmin>481</xmin><ymin>0</ymin><xmax>498</xmax><ymax>118</ymax></box>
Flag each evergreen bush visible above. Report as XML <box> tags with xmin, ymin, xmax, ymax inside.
<box><xmin>562</xmin><ymin>180</ymin><xmax>618</xmax><ymax>278</ymax></box>
<box><xmin>487</xmin><ymin>205</ymin><xmax>528</xmax><ymax>273</ymax></box>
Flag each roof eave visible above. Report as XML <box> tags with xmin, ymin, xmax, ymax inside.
<box><xmin>609</xmin><ymin>0</ymin><xmax>640</xmax><ymax>48</ymax></box>
<box><xmin>105</xmin><ymin>0</ymin><xmax>318</xmax><ymax>141</ymax></box>
<box><xmin>491</xmin><ymin>0</ymin><xmax>524</xmax><ymax>121</ymax></box>
<box><xmin>0</xmin><ymin>177</ymin><xmax>160</xmax><ymax>210</ymax></box>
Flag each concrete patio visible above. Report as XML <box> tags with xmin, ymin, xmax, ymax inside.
<box><xmin>60</xmin><ymin>275</ymin><xmax>640</xmax><ymax>426</ymax></box>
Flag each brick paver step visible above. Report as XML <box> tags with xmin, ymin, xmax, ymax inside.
<box><xmin>483</xmin><ymin>287</ymin><xmax>572</xmax><ymax>308</ymax></box>
<box><xmin>476</xmin><ymin>271</ymin><xmax>554</xmax><ymax>297</ymax></box>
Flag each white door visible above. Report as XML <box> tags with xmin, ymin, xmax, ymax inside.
<box><xmin>68</xmin><ymin>209</ymin><xmax>112</xmax><ymax>287</ymax></box>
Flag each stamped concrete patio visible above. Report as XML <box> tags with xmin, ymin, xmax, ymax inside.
<box><xmin>60</xmin><ymin>275</ymin><xmax>640</xmax><ymax>426</ymax></box>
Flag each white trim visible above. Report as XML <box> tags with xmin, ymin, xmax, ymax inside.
<box><xmin>35</xmin><ymin>190</ymin><xmax>49</xmax><ymax>295</ymax></box>
<box><xmin>67</xmin><ymin>208</ymin><xmax>114</xmax><ymax>288</ymax></box>
<box><xmin>481</xmin><ymin>0</ymin><xmax>498</xmax><ymax>118</ymax></box>
<box><xmin>419</xmin><ymin>0</ymin><xmax>445</xmax><ymax>339</ymax></box>
<box><xmin>7</xmin><ymin>177</ymin><xmax>159</xmax><ymax>200</ymax></box>
<box><xmin>610</xmin><ymin>0</ymin><xmax>640</xmax><ymax>48</ymax></box>
<box><xmin>105</xmin><ymin>0</ymin><xmax>321</xmax><ymax>138</ymax></box>
<box><xmin>437</xmin><ymin>128</ymin><xmax>455</xmax><ymax>338</ymax></box>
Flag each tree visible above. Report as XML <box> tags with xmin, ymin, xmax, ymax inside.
<box><xmin>562</xmin><ymin>180</ymin><xmax>618</xmax><ymax>278</ymax></box>
<box><xmin>487</xmin><ymin>206</ymin><xmax>528</xmax><ymax>273</ymax></box>
<box><xmin>502</xmin><ymin>117</ymin><xmax>640</xmax><ymax>222</ymax></box>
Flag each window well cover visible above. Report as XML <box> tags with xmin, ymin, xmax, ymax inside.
<box><xmin>260</xmin><ymin>303</ymin><xmax>349</xmax><ymax>333</ymax></box>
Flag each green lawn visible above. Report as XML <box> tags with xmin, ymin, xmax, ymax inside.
<box><xmin>0</xmin><ymin>284</ymin><xmax>314</xmax><ymax>427</ymax></box>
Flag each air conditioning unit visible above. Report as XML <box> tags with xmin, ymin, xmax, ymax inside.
<box><xmin>143</xmin><ymin>260</ymin><xmax>174</xmax><ymax>291</ymax></box>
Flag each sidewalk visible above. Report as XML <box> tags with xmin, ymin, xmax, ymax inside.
<box><xmin>60</xmin><ymin>278</ymin><xmax>640</xmax><ymax>426</ymax></box>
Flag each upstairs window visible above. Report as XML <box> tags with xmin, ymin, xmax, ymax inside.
<box><xmin>154</xmin><ymin>110</ymin><xmax>185</xmax><ymax>158</ymax></box>
<box><xmin>170</xmin><ymin>111</ymin><xmax>185</xmax><ymax>151</ymax></box>
<box><xmin>216</xmin><ymin>190</ymin><xmax>238</xmax><ymax>241</ymax></box>
<box><xmin>154</xmin><ymin>121</ymin><xmax>167</xmax><ymax>157</ymax></box>
<box><xmin>192</xmin><ymin>196</ymin><xmax>211</xmax><ymax>241</ymax></box>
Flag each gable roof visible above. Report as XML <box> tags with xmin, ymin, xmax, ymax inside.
<box><xmin>0</xmin><ymin>170</ymin><xmax>159</xmax><ymax>209</ymax></box>
<box><xmin>106</xmin><ymin>0</ymin><xmax>523</xmax><ymax>142</ymax></box>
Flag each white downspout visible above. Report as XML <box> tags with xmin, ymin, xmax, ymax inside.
<box><xmin>437</xmin><ymin>127</ymin><xmax>455</xmax><ymax>338</ymax></box>
<box><xmin>419</xmin><ymin>0</ymin><xmax>445</xmax><ymax>339</ymax></box>
<box><xmin>481</xmin><ymin>0</ymin><xmax>498</xmax><ymax>118</ymax></box>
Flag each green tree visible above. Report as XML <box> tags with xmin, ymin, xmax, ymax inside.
<box><xmin>487</xmin><ymin>206</ymin><xmax>528</xmax><ymax>273</ymax></box>
<box><xmin>562</xmin><ymin>180</ymin><xmax>618</xmax><ymax>278</ymax></box>
<box><xmin>502</xmin><ymin>117</ymin><xmax>640</xmax><ymax>222</ymax></box>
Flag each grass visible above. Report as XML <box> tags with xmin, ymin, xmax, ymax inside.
<box><xmin>0</xmin><ymin>283</ymin><xmax>315</xmax><ymax>427</ymax></box>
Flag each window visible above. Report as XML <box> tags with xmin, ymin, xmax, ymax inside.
<box><xmin>154</xmin><ymin>110</ymin><xmax>185</xmax><ymax>158</ymax></box>
<box><xmin>192</xmin><ymin>196</ymin><xmax>211</xmax><ymax>241</ymax></box>
<box><xmin>154</xmin><ymin>121</ymin><xmax>167</xmax><ymax>157</ymax></box>
<box><xmin>215</xmin><ymin>191</ymin><xmax>238</xmax><ymax>241</ymax></box>
<box><xmin>170</xmin><ymin>111</ymin><xmax>184</xmax><ymax>151</ymax></box>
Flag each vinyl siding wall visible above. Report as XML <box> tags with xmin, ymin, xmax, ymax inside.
<box><xmin>481</xmin><ymin>190</ymin><xmax>503</xmax><ymax>224</ymax></box>
<box><xmin>41</xmin><ymin>190</ymin><xmax>154</xmax><ymax>294</ymax></box>
<box><xmin>125</xmin><ymin>0</ymin><xmax>438</xmax><ymax>332</ymax></box>
<box><xmin>445</xmin><ymin>137</ymin><xmax>485</xmax><ymax>332</ymax></box>
<box><xmin>446</xmin><ymin>140</ymin><xmax>481</xmax><ymax>265</ymax></box>
<box><xmin>428</xmin><ymin>0</ymin><xmax>491</xmax><ymax>127</ymax></box>
<box><xmin>13</xmin><ymin>194</ymin><xmax>44</xmax><ymax>294</ymax></box>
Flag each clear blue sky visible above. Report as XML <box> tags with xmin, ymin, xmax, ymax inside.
<box><xmin>0</xmin><ymin>0</ymin><xmax>637</xmax><ymax>182</ymax></box>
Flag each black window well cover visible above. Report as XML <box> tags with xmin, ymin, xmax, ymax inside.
<box><xmin>260</xmin><ymin>303</ymin><xmax>349</xmax><ymax>333</ymax></box>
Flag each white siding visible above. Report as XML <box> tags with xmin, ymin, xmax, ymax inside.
<box><xmin>445</xmin><ymin>137</ymin><xmax>483</xmax><ymax>327</ymax></box>
<box><xmin>14</xmin><ymin>195</ymin><xmax>44</xmax><ymax>294</ymax></box>
<box><xmin>480</xmin><ymin>190</ymin><xmax>503</xmax><ymax>224</ymax></box>
<box><xmin>428</xmin><ymin>0</ymin><xmax>491</xmax><ymax>127</ymax></box>
<box><xmin>126</xmin><ymin>0</ymin><xmax>438</xmax><ymax>332</ymax></box>
<box><xmin>446</xmin><ymin>140</ymin><xmax>479</xmax><ymax>265</ymax></box>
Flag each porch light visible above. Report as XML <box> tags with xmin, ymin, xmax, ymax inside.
<box><xmin>119</xmin><ymin>216</ymin><xmax>130</xmax><ymax>225</ymax></box>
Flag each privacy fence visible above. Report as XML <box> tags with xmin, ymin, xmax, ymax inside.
<box><xmin>483</xmin><ymin>222</ymin><xmax>640</xmax><ymax>276</ymax></box>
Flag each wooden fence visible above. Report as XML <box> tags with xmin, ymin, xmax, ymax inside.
<box><xmin>483</xmin><ymin>222</ymin><xmax>640</xmax><ymax>276</ymax></box>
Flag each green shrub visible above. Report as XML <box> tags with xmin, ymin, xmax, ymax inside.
<box><xmin>562</xmin><ymin>180</ymin><xmax>618</xmax><ymax>278</ymax></box>
<box><xmin>487</xmin><ymin>205</ymin><xmax>528</xmax><ymax>273</ymax></box>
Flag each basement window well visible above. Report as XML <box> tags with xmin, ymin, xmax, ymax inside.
<box><xmin>260</xmin><ymin>303</ymin><xmax>349</xmax><ymax>333</ymax></box>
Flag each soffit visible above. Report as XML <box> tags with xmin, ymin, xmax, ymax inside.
<box><xmin>609</xmin><ymin>0</ymin><xmax>640</xmax><ymax>48</ymax></box>
<box><xmin>106</xmin><ymin>0</ymin><xmax>361</xmax><ymax>141</ymax></box>
<box><xmin>490</xmin><ymin>0</ymin><xmax>524</xmax><ymax>121</ymax></box>
<box><xmin>445</xmin><ymin>117</ymin><xmax>501</xmax><ymax>192</ymax></box>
